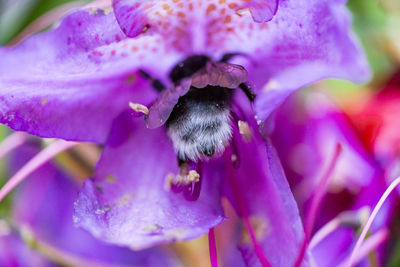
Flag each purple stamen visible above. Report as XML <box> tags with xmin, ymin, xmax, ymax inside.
<box><xmin>208</xmin><ymin>227</ymin><xmax>219</xmax><ymax>267</ymax></box>
<box><xmin>294</xmin><ymin>143</ymin><xmax>342</xmax><ymax>267</ymax></box>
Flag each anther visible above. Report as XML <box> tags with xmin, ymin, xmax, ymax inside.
<box><xmin>164</xmin><ymin>166</ymin><xmax>200</xmax><ymax>191</ymax></box>
<box><xmin>187</xmin><ymin>170</ymin><xmax>200</xmax><ymax>183</ymax></box>
<box><xmin>129</xmin><ymin>102</ymin><xmax>149</xmax><ymax>115</ymax></box>
<box><xmin>238</xmin><ymin>120</ymin><xmax>252</xmax><ymax>142</ymax></box>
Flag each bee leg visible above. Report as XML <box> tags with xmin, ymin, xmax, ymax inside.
<box><xmin>219</xmin><ymin>52</ymin><xmax>246</xmax><ymax>62</ymax></box>
<box><xmin>239</xmin><ymin>83</ymin><xmax>256</xmax><ymax>102</ymax></box>
<box><xmin>177</xmin><ymin>157</ymin><xmax>188</xmax><ymax>167</ymax></box>
<box><xmin>138</xmin><ymin>69</ymin><xmax>166</xmax><ymax>92</ymax></box>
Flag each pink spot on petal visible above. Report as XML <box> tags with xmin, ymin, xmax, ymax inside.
<box><xmin>92</xmin><ymin>50</ymin><xmax>103</xmax><ymax>56</ymax></box>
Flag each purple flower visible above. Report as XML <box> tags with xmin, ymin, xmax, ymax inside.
<box><xmin>270</xmin><ymin>91</ymin><xmax>393</xmax><ymax>266</ymax></box>
<box><xmin>270</xmin><ymin>90</ymin><xmax>378</xmax><ymax>207</ymax></box>
<box><xmin>0</xmin><ymin>0</ymin><xmax>370</xmax><ymax>265</ymax></box>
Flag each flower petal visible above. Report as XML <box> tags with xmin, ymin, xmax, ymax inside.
<box><xmin>0</xmin><ymin>9</ymin><xmax>181</xmax><ymax>143</ymax></box>
<box><xmin>223</xmin><ymin>121</ymin><xmax>307</xmax><ymax>266</ymax></box>
<box><xmin>10</xmin><ymin>141</ymin><xmax>180</xmax><ymax>266</ymax></box>
<box><xmin>112</xmin><ymin>0</ymin><xmax>369</xmax><ymax>124</ymax></box>
<box><xmin>74</xmin><ymin>111</ymin><xmax>224</xmax><ymax>249</ymax></box>
<box><xmin>243</xmin><ymin>0</ymin><xmax>371</xmax><ymax>121</ymax></box>
<box><xmin>112</xmin><ymin>0</ymin><xmax>280</xmax><ymax>55</ymax></box>
<box><xmin>191</xmin><ymin>62</ymin><xmax>248</xmax><ymax>89</ymax></box>
<box><xmin>145</xmin><ymin>78</ymin><xmax>192</xmax><ymax>129</ymax></box>
<box><xmin>270</xmin><ymin>91</ymin><xmax>378</xmax><ymax>205</ymax></box>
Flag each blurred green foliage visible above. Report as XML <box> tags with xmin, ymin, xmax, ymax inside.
<box><xmin>323</xmin><ymin>0</ymin><xmax>400</xmax><ymax>99</ymax></box>
<box><xmin>0</xmin><ymin>0</ymin><xmax>89</xmax><ymax>45</ymax></box>
<box><xmin>348</xmin><ymin>0</ymin><xmax>396</xmax><ymax>82</ymax></box>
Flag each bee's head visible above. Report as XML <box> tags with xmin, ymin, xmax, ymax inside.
<box><xmin>169</xmin><ymin>55</ymin><xmax>210</xmax><ymax>84</ymax></box>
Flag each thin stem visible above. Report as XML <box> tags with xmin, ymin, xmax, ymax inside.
<box><xmin>0</xmin><ymin>132</ymin><xmax>28</xmax><ymax>160</ymax></box>
<box><xmin>208</xmin><ymin>228</ymin><xmax>219</xmax><ymax>267</ymax></box>
<box><xmin>0</xmin><ymin>140</ymin><xmax>77</xmax><ymax>203</ymax></box>
<box><xmin>346</xmin><ymin>176</ymin><xmax>400</xmax><ymax>267</ymax></box>
<box><xmin>294</xmin><ymin>143</ymin><xmax>342</xmax><ymax>267</ymax></box>
<box><xmin>305</xmin><ymin>143</ymin><xmax>342</xmax><ymax>238</ymax></box>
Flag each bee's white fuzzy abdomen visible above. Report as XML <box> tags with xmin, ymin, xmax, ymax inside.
<box><xmin>167</xmin><ymin>107</ymin><xmax>232</xmax><ymax>162</ymax></box>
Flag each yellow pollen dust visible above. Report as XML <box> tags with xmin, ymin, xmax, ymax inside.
<box><xmin>129</xmin><ymin>102</ymin><xmax>149</xmax><ymax>115</ymax></box>
<box><xmin>238</xmin><ymin>120</ymin><xmax>252</xmax><ymax>142</ymax></box>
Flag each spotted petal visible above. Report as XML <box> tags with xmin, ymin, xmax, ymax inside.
<box><xmin>113</xmin><ymin>0</ymin><xmax>370</xmax><ymax>124</ymax></box>
<box><xmin>113</xmin><ymin>0</ymin><xmax>278</xmax><ymax>38</ymax></box>
<box><xmin>74</xmin><ymin>112</ymin><xmax>224</xmax><ymax>249</ymax></box>
<box><xmin>0</xmin><ymin>9</ymin><xmax>181</xmax><ymax>143</ymax></box>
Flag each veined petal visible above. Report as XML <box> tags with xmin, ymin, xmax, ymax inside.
<box><xmin>0</xmin><ymin>9</ymin><xmax>181</xmax><ymax>143</ymax></box>
<box><xmin>74</xmin><ymin>112</ymin><xmax>224</xmax><ymax>249</ymax></box>
<box><xmin>223</xmin><ymin>124</ymin><xmax>307</xmax><ymax>266</ymax></box>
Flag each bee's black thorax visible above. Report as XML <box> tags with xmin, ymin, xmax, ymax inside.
<box><xmin>169</xmin><ymin>55</ymin><xmax>210</xmax><ymax>84</ymax></box>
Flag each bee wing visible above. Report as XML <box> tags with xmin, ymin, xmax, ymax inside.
<box><xmin>145</xmin><ymin>78</ymin><xmax>192</xmax><ymax>129</ymax></box>
<box><xmin>191</xmin><ymin>62</ymin><xmax>248</xmax><ymax>89</ymax></box>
